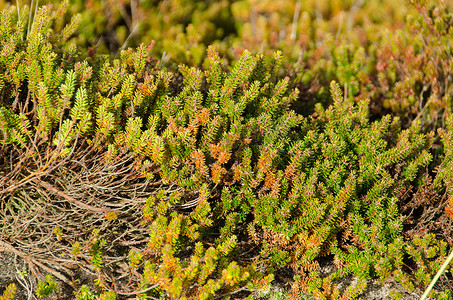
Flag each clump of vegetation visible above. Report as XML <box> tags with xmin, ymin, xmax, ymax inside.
<box><xmin>0</xmin><ymin>1</ymin><xmax>452</xmax><ymax>299</ymax></box>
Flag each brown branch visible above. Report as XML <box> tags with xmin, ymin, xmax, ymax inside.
<box><xmin>0</xmin><ymin>241</ymin><xmax>76</xmax><ymax>289</ymax></box>
<box><xmin>32</xmin><ymin>178</ymin><xmax>118</xmax><ymax>213</ymax></box>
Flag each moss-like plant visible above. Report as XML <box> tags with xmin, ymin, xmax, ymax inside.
<box><xmin>0</xmin><ymin>1</ymin><xmax>452</xmax><ymax>299</ymax></box>
<box><xmin>0</xmin><ymin>284</ymin><xmax>16</xmax><ymax>300</ymax></box>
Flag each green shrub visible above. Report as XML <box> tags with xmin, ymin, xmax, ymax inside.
<box><xmin>0</xmin><ymin>284</ymin><xmax>16</xmax><ymax>300</ymax></box>
<box><xmin>0</xmin><ymin>1</ymin><xmax>452</xmax><ymax>299</ymax></box>
<box><xmin>36</xmin><ymin>274</ymin><xmax>58</xmax><ymax>298</ymax></box>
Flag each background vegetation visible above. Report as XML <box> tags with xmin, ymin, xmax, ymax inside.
<box><xmin>0</xmin><ymin>0</ymin><xmax>452</xmax><ymax>299</ymax></box>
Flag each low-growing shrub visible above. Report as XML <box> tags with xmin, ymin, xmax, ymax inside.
<box><xmin>0</xmin><ymin>2</ymin><xmax>452</xmax><ymax>299</ymax></box>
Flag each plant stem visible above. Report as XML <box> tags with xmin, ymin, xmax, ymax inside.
<box><xmin>421</xmin><ymin>250</ymin><xmax>453</xmax><ymax>300</ymax></box>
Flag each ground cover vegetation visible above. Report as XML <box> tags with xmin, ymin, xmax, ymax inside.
<box><xmin>0</xmin><ymin>0</ymin><xmax>452</xmax><ymax>299</ymax></box>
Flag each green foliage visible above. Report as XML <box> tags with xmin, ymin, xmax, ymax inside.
<box><xmin>87</xmin><ymin>229</ymin><xmax>106</xmax><ymax>271</ymax></box>
<box><xmin>0</xmin><ymin>1</ymin><xmax>452</xmax><ymax>299</ymax></box>
<box><xmin>0</xmin><ymin>284</ymin><xmax>16</xmax><ymax>300</ymax></box>
<box><xmin>434</xmin><ymin>116</ymin><xmax>453</xmax><ymax>192</ymax></box>
<box><xmin>36</xmin><ymin>274</ymin><xmax>58</xmax><ymax>298</ymax></box>
<box><xmin>74</xmin><ymin>285</ymin><xmax>95</xmax><ymax>300</ymax></box>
